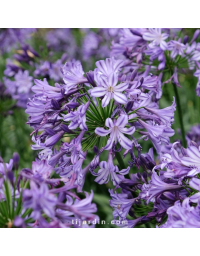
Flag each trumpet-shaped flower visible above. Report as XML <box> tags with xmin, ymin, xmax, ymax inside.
<box><xmin>90</xmin><ymin>73</ymin><xmax>128</xmax><ymax>107</ymax></box>
<box><xmin>95</xmin><ymin>115</ymin><xmax>135</xmax><ymax>150</ymax></box>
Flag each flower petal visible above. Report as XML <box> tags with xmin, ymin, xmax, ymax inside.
<box><xmin>118</xmin><ymin>166</ymin><xmax>130</xmax><ymax>175</ymax></box>
<box><xmin>108</xmin><ymin>73</ymin><xmax>118</xmax><ymax>87</ymax></box>
<box><xmin>115</xmin><ymin>115</ymin><xmax>128</xmax><ymax>128</ymax></box>
<box><xmin>94</xmin><ymin>169</ymin><xmax>110</xmax><ymax>184</ymax></box>
<box><xmin>113</xmin><ymin>92</ymin><xmax>127</xmax><ymax>104</ymax></box>
<box><xmin>143</xmin><ymin>32</ymin><xmax>156</xmax><ymax>41</ymax></box>
<box><xmin>90</xmin><ymin>87</ymin><xmax>106</xmax><ymax>97</ymax></box>
<box><xmin>95</xmin><ymin>127</ymin><xmax>111</xmax><ymax>136</ymax></box>
<box><xmin>115</xmin><ymin>82</ymin><xmax>129</xmax><ymax>92</ymax></box>
<box><xmin>117</xmin><ymin>132</ymin><xmax>132</xmax><ymax>150</ymax></box>
<box><xmin>105</xmin><ymin>118</ymin><xmax>114</xmax><ymax>128</ymax></box>
<box><xmin>119</xmin><ymin>126</ymin><xmax>135</xmax><ymax>135</ymax></box>
<box><xmin>104</xmin><ymin>131</ymin><xmax>118</xmax><ymax>150</ymax></box>
<box><xmin>160</xmin><ymin>40</ymin><xmax>168</xmax><ymax>51</ymax></box>
<box><xmin>102</xmin><ymin>92</ymin><xmax>112</xmax><ymax>108</ymax></box>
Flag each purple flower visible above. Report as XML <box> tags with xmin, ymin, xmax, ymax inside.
<box><xmin>57</xmin><ymin>191</ymin><xmax>98</xmax><ymax>221</ymax></box>
<box><xmin>194</xmin><ymin>69</ymin><xmax>200</xmax><ymax>96</ymax></box>
<box><xmin>95</xmin><ymin>115</ymin><xmax>135</xmax><ymax>150</ymax></box>
<box><xmin>138</xmin><ymin>119</ymin><xmax>166</xmax><ymax>151</ymax></box>
<box><xmin>144</xmin><ymin>97</ymin><xmax>176</xmax><ymax>125</ymax></box>
<box><xmin>92</xmin><ymin>150</ymin><xmax>130</xmax><ymax>185</ymax></box>
<box><xmin>55</xmin><ymin>131</ymin><xmax>85</xmax><ymax>165</ymax></box>
<box><xmin>45</xmin><ymin>28</ymin><xmax>76</xmax><ymax>56</ymax></box>
<box><xmin>14</xmin><ymin>70</ymin><xmax>33</xmax><ymax>94</ymax></box>
<box><xmin>146</xmin><ymin>171</ymin><xmax>182</xmax><ymax>203</ymax></box>
<box><xmin>49</xmin><ymin>60</ymin><xmax>63</xmax><ymax>82</ymax></box>
<box><xmin>62</xmin><ymin>60</ymin><xmax>87</xmax><ymax>90</ymax></box>
<box><xmin>34</xmin><ymin>61</ymin><xmax>51</xmax><ymax>77</ymax></box>
<box><xmin>20</xmin><ymin>159</ymin><xmax>53</xmax><ymax>182</ymax></box>
<box><xmin>4</xmin><ymin>58</ymin><xmax>22</xmax><ymax>77</ymax></box>
<box><xmin>186</xmin><ymin>124</ymin><xmax>200</xmax><ymax>146</ymax></box>
<box><xmin>143</xmin><ymin>28</ymin><xmax>169</xmax><ymax>50</ymax></box>
<box><xmin>0</xmin><ymin>28</ymin><xmax>36</xmax><ymax>53</ymax></box>
<box><xmin>94</xmin><ymin>57</ymin><xmax>123</xmax><ymax>79</ymax></box>
<box><xmin>180</xmin><ymin>145</ymin><xmax>200</xmax><ymax>171</ymax></box>
<box><xmin>62</xmin><ymin>101</ymin><xmax>90</xmax><ymax>131</ymax></box>
<box><xmin>82</xmin><ymin>31</ymin><xmax>100</xmax><ymax>61</ymax></box>
<box><xmin>45</xmin><ymin>131</ymin><xmax>65</xmax><ymax>147</ymax></box>
<box><xmin>3</xmin><ymin>77</ymin><xmax>16</xmax><ymax>95</ymax></box>
<box><xmin>91</xmin><ymin>73</ymin><xmax>128</xmax><ymax>107</ymax></box>
<box><xmin>168</xmin><ymin>40</ymin><xmax>186</xmax><ymax>58</ymax></box>
<box><xmin>161</xmin><ymin>198</ymin><xmax>200</xmax><ymax>228</ymax></box>
<box><xmin>109</xmin><ymin>189</ymin><xmax>136</xmax><ymax>219</ymax></box>
<box><xmin>23</xmin><ymin>181</ymin><xmax>57</xmax><ymax>220</ymax></box>
<box><xmin>31</xmin><ymin>79</ymin><xmax>63</xmax><ymax>100</ymax></box>
<box><xmin>13</xmin><ymin>152</ymin><xmax>19</xmax><ymax>170</ymax></box>
<box><xmin>0</xmin><ymin>159</ymin><xmax>13</xmax><ymax>177</ymax></box>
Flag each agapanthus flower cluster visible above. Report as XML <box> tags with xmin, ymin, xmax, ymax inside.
<box><xmin>81</xmin><ymin>28</ymin><xmax>121</xmax><ymax>65</ymax></box>
<box><xmin>111</xmin><ymin>28</ymin><xmax>200</xmax><ymax>97</ymax></box>
<box><xmin>3</xmin><ymin>28</ymin><xmax>200</xmax><ymax>228</ymax></box>
<box><xmin>2</xmin><ymin>43</ymin><xmax>68</xmax><ymax>108</ymax></box>
<box><xmin>186</xmin><ymin>124</ymin><xmax>200</xmax><ymax>147</ymax></box>
<box><xmin>45</xmin><ymin>28</ymin><xmax>77</xmax><ymax>57</ymax></box>
<box><xmin>0</xmin><ymin>152</ymin><xmax>99</xmax><ymax>228</ymax></box>
<box><xmin>23</xmin><ymin>53</ymin><xmax>178</xmax><ymax>227</ymax></box>
<box><xmin>0</xmin><ymin>28</ymin><xmax>36</xmax><ymax>54</ymax></box>
<box><xmin>108</xmin><ymin>140</ymin><xmax>200</xmax><ymax>228</ymax></box>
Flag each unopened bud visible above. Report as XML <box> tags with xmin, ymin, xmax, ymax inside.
<box><xmin>86</xmin><ymin>71</ymin><xmax>96</xmax><ymax>87</ymax></box>
<box><xmin>51</xmin><ymin>99</ymin><xmax>60</xmax><ymax>110</ymax></box>
<box><xmin>13</xmin><ymin>152</ymin><xmax>19</xmax><ymax>170</ymax></box>
<box><xmin>7</xmin><ymin>171</ymin><xmax>14</xmax><ymax>187</ymax></box>
<box><xmin>191</xmin><ymin>29</ymin><xmax>200</xmax><ymax>44</ymax></box>
<box><xmin>183</xmin><ymin>35</ymin><xmax>189</xmax><ymax>44</ymax></box>
<box><xmin>93</xmin><ymin>146</ymin><xmax>99</xmax><ymax>154</ymax></box>
<box><xmin>125</xmin><ymin>101</ymin><xmax>133</xmax><ymax>113</ymax></box>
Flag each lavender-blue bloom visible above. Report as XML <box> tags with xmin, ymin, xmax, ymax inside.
<box><xmin>95</xmin><ymin>115</ymin><xmax>135</xmax><ymax>150</ymax></box>
<box><xmin>63</xmin><ymin>101</ymin><xmax>90</xmax><ymax>131</ymax></box>
<box><xmin>91</xmin><ymin>72</ymin><xmax>128</xmax><ymax>107</ymax></box>
<box><xmin>92</xmin><ymin>150</ymin><xmax>130</xmax><ymax>186</ymax></box>
<box><xmin>161</xmin><ymin>198</ymin><xmax>200</xmax><ymax>228</ymax></box>
<box><xmin>23</xmin><ymin>181</ymin><xmax>57</xmax><ymax>220</ymax></box>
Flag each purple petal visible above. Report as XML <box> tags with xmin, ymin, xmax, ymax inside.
<box><xmin>119</xmin><ymin>126</ymin><xmax>135</xmax><ymax>135</ymax></box>
<box><xmin>105</xmin><ymin>118</ymin><xmax>114</xmax><ymax>128</ymax></box>
<box><xmin>90</xmin><ymin>87</ymin><xmax>106</xmax><ymax>97</ymax></box>
<box><xmin>113</xmin><ymin>92</ymin><xmax>127</xmax><ymax>104</ymax></box>
<box><xmin>95</xmin><ymin>127</ymin><xmax>111</xmax><ymax>136</ymax></box>
<box><xmin>115</xmin><ymin>115</ymin><xmax>128</xmax><ymax>128</ymax></box>
<box><xmin>117</xmin><ymin>132</ymin><xmax>132</xmax><ymax>150</ymax></box>
<box><xmin>102</xmin><ymin>92</ymin><xmax>112</xmax><ymax>108</ymax></box>
<box><xmin>104</xmin><ymin>132</ymin><xmax>117</xmax><ymax>150</ymax></box>
<box><xmin>115</xmin><ymin>82</ymin><xmax>129</xmax><ymax>92</ymax></box>
<box><xmin>108</xmin><ymin>73</ymin><xmax>118</xmax><ymax>87</ymax></box>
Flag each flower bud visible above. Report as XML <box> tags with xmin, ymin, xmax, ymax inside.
<box><xmin>51</xmin><ymin>99</ymin><xmax>60</xmax><ymax>110</ymax></box>
<box><xmin>93</xmin><ymin>146</ymin><xmax>99</xmax><ymax>154</ymax></box>
<box><xmin>7</xmin><ymin>171</ymin><xmax>14</xmax><ymax>187</ymax></box>
<box><xmin>45</xmin><ymin>131</ymin><xmax>65</xmax><ymax>147</ymax></box>
<box><xmin>183</xmin><ymin>35</ymin><xmax>189</xmax><ymax>44</ymax></box>
<box><xmin>86</xmin><ymin>71</ymin><xmax>96</xmax><ymax>87</ymax></box>
<box><xmin>191</xmin><ymin>29</ymin><xmax>200</xmax><ymax>44</ymax></box>
<box><xmin>13</xmin><ymin>152</ymin><xmax>19</xmax><ymax>170</ymax></box>
<box><xmin>125</xmin><ymin>101</ymin><xmax>133</xmax><ymax>113</ymax></box>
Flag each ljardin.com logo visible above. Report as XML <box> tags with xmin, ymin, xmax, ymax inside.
<box><xmin>68</xmin><ymin>219</ymin><xmax>128</xmax><ymax>226</ymax></box>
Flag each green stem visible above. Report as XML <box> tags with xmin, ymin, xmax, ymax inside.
<box><xmin>172</xmin><ymin>83</ymin><xmax>187</xmax><ymax>148</ymax></box>
<box><xmin>115</xmin><ymin>152</ymin><xmax>126</xmax><ymax>170</ymax></box>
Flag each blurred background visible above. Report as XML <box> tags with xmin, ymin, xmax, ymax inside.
<box><xmin>0</xmin><ymin>28</ymin><xmax>199</xmax><ymax>227</ymax></box>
